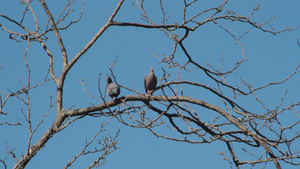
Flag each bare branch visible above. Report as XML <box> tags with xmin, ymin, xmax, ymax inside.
<box><xmin>1</xmin><ymin>1</ymin><xmax>299</xmax><ymax>169</ymax></box>
<box><xmin>64</xmin><ymin>119</ymin><xmax>118</xmax><ymax>169</ymax></box>
<box><xmin>39</xmin><ymin>0</ymin><xmax>68</xmax><ymax>67</ymax></box>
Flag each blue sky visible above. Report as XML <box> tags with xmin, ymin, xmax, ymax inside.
<box><xmin>1</xmin><ymin>0</ymin><xmax>300</xmax><ymax>169</ymax></box>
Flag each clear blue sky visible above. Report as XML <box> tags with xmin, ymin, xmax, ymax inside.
<box><xmin>1</xmin><ymin>0</ymin><xmax>300</xmax><ymax>169</ymax></box>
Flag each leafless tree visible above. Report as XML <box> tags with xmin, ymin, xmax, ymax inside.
<box><xmin>0</xmin><ymin>0</ymin><xmax>299</xmax><ymax>169</ymax></box>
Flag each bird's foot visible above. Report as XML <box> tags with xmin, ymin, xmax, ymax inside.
<box><xmin>146</xmin><ymin>90</ymin><xmax>154</xmax><ymax>95</ymax></box>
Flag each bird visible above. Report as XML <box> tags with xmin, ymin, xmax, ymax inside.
<box><xmin>106</xmin><ymin>76</ymin><xmax>120</xmax><ymax>100</ymax></box>
<box><xmin>144</xmin><ymin>67</ymin><xmax>157</xmax><ymax>95</ymax></box>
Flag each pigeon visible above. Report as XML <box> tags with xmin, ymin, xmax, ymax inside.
<box><xmin>144</xmin><ymin>67</ymin><xmax>157</xmax><ymax>95</ymax></box>
<box><xmin>106</xmin><ymin>76</ymin><xmax>120</xmax><ymax>100</ymax></box>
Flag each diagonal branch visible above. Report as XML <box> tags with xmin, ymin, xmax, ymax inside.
<box><xmin>62</xmin><ymin>0</ymin><xmax>125</xmax><ymax>81</ymax></box>
<box><xmin>12</xmin><ymin>1</ymin><xmax>125</xmax><ymax>169</ymax></box>
<box><xmin>39</xmin><ymin>0</ymin><xmax>68</xmax><ymax>67</ymax></box>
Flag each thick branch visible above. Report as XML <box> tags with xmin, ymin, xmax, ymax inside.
<box><xmin>13</xmin><ymin>114</ymin><xmax>66</xmax><ymax>169</ymax></box>
<box><xmin>111</xmin><ymin>21</ymin><xmax>191</xmax><ymax>30</ymax></box>
<box><xmin>66</xmin><ymin>94</ymin><xmax>280</xmax><ymax>168</ymax></box>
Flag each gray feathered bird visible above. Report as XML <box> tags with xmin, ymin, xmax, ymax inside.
<box><xmin>106</xmin><ymin>76</ymin><xmax>120</xmax><ymax>100</ymax></box>
<box><xmin>144</xmin><ymin>67</ymin><xmax>157</xmax><ymax>95</ymax></box>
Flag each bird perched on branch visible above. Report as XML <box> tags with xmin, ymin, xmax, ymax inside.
<box><xmin>106</xmin><ymin>76</ymin><xmax>120</xmax><ymax>100</ymax></box>
<box><xmin>144</xmin><ymin>67</ymin><xmax>157</xmax><ymax>95</ymax></box>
